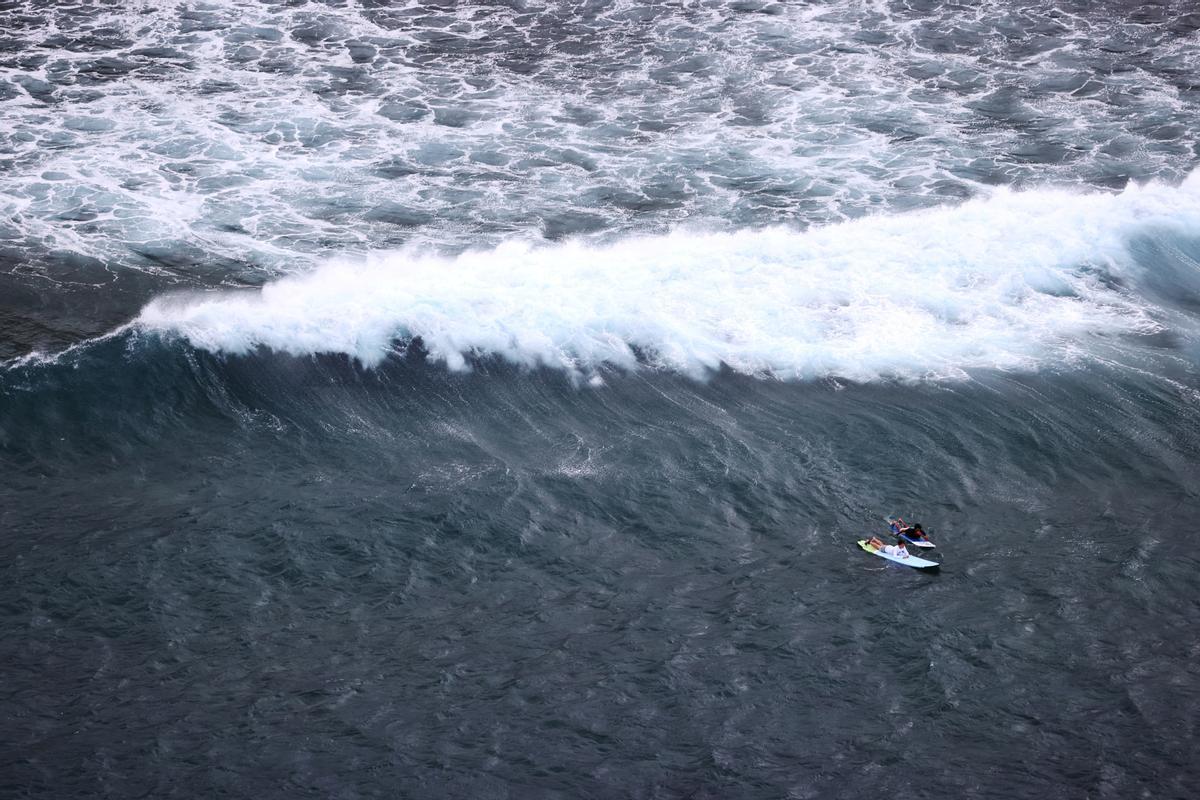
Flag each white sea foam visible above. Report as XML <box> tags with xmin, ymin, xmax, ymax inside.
<box><xmin>2</xmin><ymin>0</ymin><xmax>1196</xmax><ymax>280</ymax></box>
<box><xmin>138</xmin><ymin>177</ymin><xmax>1200</xmax><ymax>382</ymax></box>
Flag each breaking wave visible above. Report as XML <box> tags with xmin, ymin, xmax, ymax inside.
<box><xmin>138</xmin><ymin>175</ymin><xmax>1200</xmax><ymax>381</ymax></box>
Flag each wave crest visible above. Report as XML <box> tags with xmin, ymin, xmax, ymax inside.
<box><xmin>137</xmin><ymin>177</ymin><xmax>1200</xmax><ymax>381</ymax></box>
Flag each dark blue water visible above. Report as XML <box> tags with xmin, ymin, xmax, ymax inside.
<box><xmin>3</xmin><ymin>1</ymin><xmax>1200</xmax><ymax>797</ymax></box>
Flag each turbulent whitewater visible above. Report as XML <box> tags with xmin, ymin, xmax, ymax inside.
<box><xmin>138</xmin><ymin>175</ymin><xmax>1200</xmax><ymax>379</ymax></box>
<box><xmin>3</xmin><ymin>2</ymin><xmax>1200</xmax><ymax>799</ymax></box>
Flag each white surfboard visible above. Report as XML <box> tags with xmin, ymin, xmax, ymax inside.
<box><xmin>887</xmin><ymin>519</ymin><xmax>936</xmax><ymax>548</ymax></box>
<box><xmin>858</xmin><ymin>539</ymin><xmax>940</xmax><ymax>569</ymax></box>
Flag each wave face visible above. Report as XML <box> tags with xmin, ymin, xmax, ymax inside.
<box><xmin>139</xmin><ymin>176</ymin><xmax>1200</xmax><ymax>380</ymax></box>
<box><xmin>5</xmin><ymin>328</ymin><xmax>1200</xmax><ymax>799</ymax></box>
<box><xmin>5</xmin><ymin>2</ymin><xmax>1200</xmax><ymax>799</ymax></box>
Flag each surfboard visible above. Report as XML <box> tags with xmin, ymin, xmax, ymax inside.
<box><xmin>897</xmin><ymin>532</ymin><xmax>937</xmax><ymax>549</ymax></box>
<box><xmin>857</xmin><ymin>539</ymin><xmax>940</xmax><ymax>570</ymax></box>
<box><xmin>887</xmin><ymin>518</ymin><xmax>936</xmax><ymax>548</ymax></box>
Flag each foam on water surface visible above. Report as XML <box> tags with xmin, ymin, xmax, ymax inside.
<box><xmin>138</xmin><ymin>176</ymin><xmax>1200</xmax><ymax>381</ymax></box>
<box><xmin>1</xmin><ymin>0</ymin><xmax>1197</xmax><ymax>283</ymax></box>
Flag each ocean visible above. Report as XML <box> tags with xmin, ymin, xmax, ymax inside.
<box><xmin>2</xmin><ymin>1</ymin><xmax>1199</xmax><ymax>797</ymax></box>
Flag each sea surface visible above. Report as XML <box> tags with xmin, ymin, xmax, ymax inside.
<box><xmin>3</xmin><ymin>1</ymin><xmax>1200</xmax><ymax>797</ymax></box>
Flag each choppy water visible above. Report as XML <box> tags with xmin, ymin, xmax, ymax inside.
<box><xmin>3</xmin><ymin>2</ymin><xmax>1200</xmax><ymax>797</ymax></box>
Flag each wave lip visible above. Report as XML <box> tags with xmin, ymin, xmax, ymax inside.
<box><xmin>137</xmin><ymin>177</ymin><xmax>1200</xmax><ymax>382</ymax></box>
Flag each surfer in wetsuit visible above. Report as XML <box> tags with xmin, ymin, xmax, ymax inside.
<box><xmin>891</xmin><ymin>518</ymin><xmax>927</xmax><ymax>542</ymax></box>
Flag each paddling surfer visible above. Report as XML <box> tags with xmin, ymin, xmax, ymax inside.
<box><xmin>890</xmin><ymin>518</ymin><xmax>928</xmax><ymax>542</ymax></box>
<box><xmin>868</xmin><ymin>535</ymin><xmax>909</xmax><ymax>558</ymax></box>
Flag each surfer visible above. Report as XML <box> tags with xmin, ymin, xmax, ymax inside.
<box><xmin>858</xmin><ymin>536</ymin><xmax>935</xmax><ymax>569</ymax></box>
<box><xmin>858</xmin><ymin>534</ymin><xmax>936</xmax><ymax>570</ymax></box>
<box><xmin>890</xmin><ymin>518</ymin><xmax>928</xmax><ymax>542</ymax></box>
